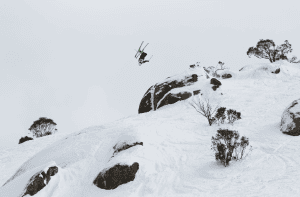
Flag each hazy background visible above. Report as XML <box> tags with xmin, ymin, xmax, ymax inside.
<box><xmin>0</xmin><ymin>0</ymin><xmax>299</xmax><ymax>149</ymax></box>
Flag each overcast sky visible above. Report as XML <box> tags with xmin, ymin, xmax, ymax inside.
<box><xmin>0</xmin><ymin>0</ymin><xmax>299</xmax><ymax>149</ymax></box>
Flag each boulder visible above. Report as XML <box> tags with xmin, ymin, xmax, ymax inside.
<box><xmin>280</xmin><ymin>99</ymin><xmax>300</xmax><ymax>136</ymax></box>
<box><xmin>138</xmin><ymin>74</ymin><xmax>198</xmax><ymax>114</ymax></box>
<box><xmin>138</xmin><ymin>66</ymin><xmax>222</xmax><ymax>114</ymax></box>
<box><xmin>19</xmin><ymin>136</ymin><xmax>33</xmax><ymax>144</ymax></box>
<box><xmin>210</xmin><ymin>78</ymin><xmax>222</xmax><ymax>91</ymax></box>
<box><xmin>93</xmin><ymin>163</ymin><xmax>139</xmax><ymax>190</ymax></box>
<box><xmin>22</xmin><ymin>166</ymin><xmax>58</xmax><ymax>196</ymax></box>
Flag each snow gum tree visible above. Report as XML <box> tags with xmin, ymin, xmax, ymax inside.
<box><xmin>247</xmin><ymin>39</ymin><xmax>297</xmax><ymax>63</ymax></box>
<box><xmin>28</xmin><ymin>117</ymin><xmax>57</xmax><ymax>138</ymax></box>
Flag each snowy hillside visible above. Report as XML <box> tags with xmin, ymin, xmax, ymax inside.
<box><xmin>1</xmin><ymin>61</ymin><xmax>300</xmax><ymax>197</ymax></box>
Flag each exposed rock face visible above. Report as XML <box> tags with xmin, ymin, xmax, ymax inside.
<box><xmin>93</xmin><ymin>163</ymin><xmax>139</xmax><ymax>190</ymax></box>
<box><xmin>138</xmin><ymin>65</ymin><xmax>223</xmax><ymax>114</ymax></box>
<box><xmin>222</xmin><ymin>73</ymin><xmax>232</xmax><ymax>79</ymax></box>
<box><xmin>280</xmin><ymin>99</ymin><xmax>300</xmax><ymax>136</ymax></box>
<box><xmin>138</xmin><ymin>74</ymin><xmax>198</xmax><ymax>114</ymax></box>
<box><xmin>19</xmin><ymin>136</ymin><xmax>33</xmax><ymax>144</ymax></box>
<box><xmin>22</xmin><ymin>166</ymin><xmax>58</xmax><ymax>196</ymax></box>
<box><xmin>157</xmin><ymin>91</ymin><xmax>192</xmax><ymax>109</ymax></box>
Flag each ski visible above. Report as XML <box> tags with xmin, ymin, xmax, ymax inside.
<box><xmin>148</xmin><ymin>55</ymin><xmax>153</xmax><ymax>61</ymax></box>
<box><xmin>135</xmin><ymin>41</ymin><xmax>144</xmax><ymax>58</ymax></box>
<box><xmin>140</xmin><ymin>43</ymin><xmax>148</xmax><ymax>54</ymax></box>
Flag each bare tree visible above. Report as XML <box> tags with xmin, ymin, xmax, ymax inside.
<box><xmin>29</xmin><ymin>117</ymin><xmax>57</xmax><ymax>138</ymax></box>
<box><xmin>204</xmin><ymin>61</ymin><xmax>228</xmax><ymax>78</ymax></box>
<box><xmin>190</xmin><ymin>98</ymin><xmax>219</xmax><ymax>126</ymax></box>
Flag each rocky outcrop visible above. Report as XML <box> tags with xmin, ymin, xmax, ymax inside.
<box><xmin>93</xmin><ymin>163</ymin><xmax>139</xmax><ymax>190</ymax></box>
<box><xmin>22</xmin><ymin>166</ymin><xmax>58</xmax><ymax>196</ymax></box>
<box><xmin>138</xmin><ymin>74</ymin><xmax>198</xmax><ymax>114</ymax></box>
<box><xmin>138</xmin><ymin>65</ymin><xmax>223</xmax><ymax>114</ymax></box>
<box><xmin>19</xmin><ymin>136</ymin><xmax>33</xmax><ymax>144</ymax></box>
<box><xmin>280</xmin><ymin>99</ymin><xmax>300</xmax><ymax>136</ymax></box>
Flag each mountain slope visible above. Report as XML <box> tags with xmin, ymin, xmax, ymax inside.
<box><xmin>1</xmin><ymin>61</ymin><xmax>300</xmax><ymax>197</ymax></box>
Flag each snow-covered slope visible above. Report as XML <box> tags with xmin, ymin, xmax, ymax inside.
<box><xmin>1</xmin><ymin>61</ymin><xmax>300</xmax><ymax>197</ymax></box>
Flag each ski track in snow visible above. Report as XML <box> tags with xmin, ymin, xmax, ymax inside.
<box><xmin>1</xmin><ymin>63</ymin><xmax>300</xmax><ymax>196</ymax></box>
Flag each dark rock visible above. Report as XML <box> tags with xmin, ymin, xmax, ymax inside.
<box><xmin>157</xmin><ymin>91</ymin><xmax>192</xmax><ymax>109</ymax></box>
<box><xmin>19</xmin><ymin>136</ymin><xmax>33</xmax><ymax>144</ymax></box>
<box><xmin>138</xmin><ymin>86</ymin><xmax>155</xmax><ymax>114</ymax></box>
<box><xmin>190</xmin><ymin>64</ymin><xmax>195</xmax><ymax>68</ymax></box>
<box><xmin>222</xmin><ymin>73</ymin><xmax>232</xmax><ymax>79</ymax></box>
<box><xmin>113</xmin><ymin>142</ymin><xmax>143</xmax><ymax>155</ymax></box>
<box><xmin>212</xmin><ymin>86</ymin><xmax>219</xmax><ymax>91</ymax></box>
<box><xmin>193</xmin><ymin>90</ymin><xmax>201</xmax><ymax>95</ymax></box>
<box><xmin>22</xmin><ymin>166</ymin><xmax>58</xmax><ymax>196</ymax></box>
<box><xmin>271</xmin><ymin>68</ymin><xmax>280</xmax><ymax>74</ymax></box>
<box><xmin>210</xmin><ymin>78</ymin><xmax>222</xmax><ymax>86</ymax></box>
<box><xmin>281</xmin><ymin>99</ymin><xmax>300</xmax><ymax>136</ymax></box>
<box><xmin>93</xmin><ymin>163</ymin><xmax>139</xmax><ymax>190</ymax></box>
<box><xmin>138</xmin><ymin>74</ymin><xmax>198</xmax><ymax>114</ymax></box>
<box><xmin>210</xmin><ymin>78</ymin><xmax>222</xmax><ymax>91</ymax></box>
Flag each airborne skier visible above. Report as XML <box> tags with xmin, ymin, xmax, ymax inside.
<box><xmin>135</xmin><ymin>41</ymin><xmax>153</xmax><ymax>66</ymax></box>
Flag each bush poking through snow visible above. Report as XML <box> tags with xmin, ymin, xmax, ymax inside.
<box><xmin>227</xmin><ymin>109</ymin><xmax>241</xmax><ymax>125</ymax></box>
<box><xmin>214</xmin><ymin>107</ymin><xmax>227</xmax><ymax>125</ymax></box>
<box><xmin>211</xmin><ymin>129</ymin><xmax>252</xmax><ymax>167</ymax></box>
<box><xmin>190</xmin><ymin>98</ymin><xmax>219</xmax><ymax>126</ymax></box>
<box><xmin>212</xmin><ymin>107</ymin><xmax>241</xmax><ymax>125</ymax></box>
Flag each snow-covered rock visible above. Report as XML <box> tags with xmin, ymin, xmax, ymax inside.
<box><xmin>22</xmin><ymin>165</ymin><xmax>58</xmax><ymax>196</ymax></box>
<box><xmin>280</xmin><ymin>98</ymin><xmax>300</xmax><ymax>136</ymax></box>
<box><xmin>138</xmin><ymin>66</ymin><xmax>221</xmax><ymax>113</ymax></box>
<box><xmin>93</xmin><ymin>162</ymin><xmax>139</xmax><ymax>190</ymax></box>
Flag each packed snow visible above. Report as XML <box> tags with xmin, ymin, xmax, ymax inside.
<box><xmin>1</xmin><ymin>61</ymin><xmax>300</xmax><ymax>197</ymax></box>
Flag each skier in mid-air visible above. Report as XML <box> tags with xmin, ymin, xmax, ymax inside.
<box><xmin>138</xmin><ymin>50</ymin><xmax>149</xmax><ymax>65</ymax></box>
<box><xmin>135</xmin><ymin>41</ymin><xmax>152</xmax><ymax>66</ymax></box>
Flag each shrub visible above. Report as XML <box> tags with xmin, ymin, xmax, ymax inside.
<box><xmin>28</xmin><ymin>117</ymin><xmax>57</xmax><ymax>138</ymax></box>
<box><xmin>211</xmin><ymin>129</ymin><xmax>252</xmax><ymax>167</ymax></box>
<box><xmin>214</xmin><ymin>107</ymin><xmax>227</xmax><ymax>125</ymax></box>
<box><xmin>227</xmin><ymin>109</ymin><xmax>241</xmax><ymax>125</ymax></box>
<box><xmin>190</xmin><ymin>98</ymin><xmax>219</xmax><ymax>126</ymax></box>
